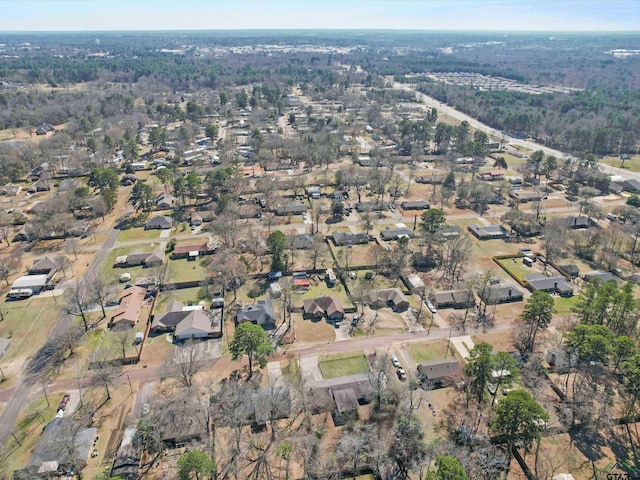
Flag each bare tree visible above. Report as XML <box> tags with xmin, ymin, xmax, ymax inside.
<box><xmin>310</xmin><ymin>235</ymin><xmax>328</xmax><ymax>271</ymax></box>
<box><xmin>91</xmin><ymin>348</ymin><xmax>117</xmax><ymax>401</ymax></box>
<box><xmin>87</xmin><ymin>273</ymin><xmax>113</xmax><ymax>318</ymax></box>
<box><xmin>114</xmin><ymin>329</ymin><xmax>135</xmax><ymax>361</ymax></box>
<box><xmin>65</xmin><ymin>238</ymin><xmax>82</xmax><ymax>261</ymax></box>
<box><xmin>0</xmin><ymin>254</ymin><xmax>20</xmax><ymax>286</ymax></box>
<box><xmin>164</xmin><ymin>341</ymin><xmax>206</xmax><ymax>388</ymax></box>
<box><xmin>63</xmin><ymin>280</ymin><xmax>92</xmax><ymax>331</ymax></box>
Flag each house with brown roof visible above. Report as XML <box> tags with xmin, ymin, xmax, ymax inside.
<box><xmin>368</xmin><ymin>288</ymin><xmax>410</xmax><ymax>312</ymax></box>
<box><xmin>417</xmin><ymin>359</ymin><xmax>461</xmax><ymax>386</ymax></box>
<box><xmin>429</xmin><ymin>289</ymin><xmax>475</xmax><ymax>309</ymax></box>
<box><xmin>303</xmin><ymin>296</ymin><xmax>345</xmax><ymax>321</ymax></box>
<box><xmin>116</xmin><ymin>250</ymin><xmax>164</xmax><ymax>268</ymax></box>
<box><xmin>150</xmin><ymin>301</ymin><xmax>222</xmax><ymax>339</ymax></box>
<box><xmin>28</xmin><ymin>257</ymin><xmax>59</xmax><ymax>276</ymax></box>
<box><xmin>110</xmin><ymin>286</ymin><xmax>147</xmax><ymax>330</ymax></box>
<box><xmin>171</xmin><ymin>242</ymin><xmax>209</xmax><ymax>259</ymax></box>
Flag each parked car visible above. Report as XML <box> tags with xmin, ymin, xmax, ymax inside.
<box><xmin>391</xmin><ymin>356</ymin><xmax>401</xmax><ymax>368</ymax></box>
<box><xmin>397</xmin><ymin>367</ymin><xmax>407</xmax><ymax>380</ymax></box>
<box><xmin>426</xmin><ymin>300</ymin><xmax>437</xmax><ymax>314</ymax></box>
<box><xmin>487</xmin><ymin>383</ymin><xmax>497</xmax><ymax>395</ymax></box>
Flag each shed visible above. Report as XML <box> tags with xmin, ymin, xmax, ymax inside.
<box><xmin>11</xmin><ymin>274</ymin><xmax>48</xmax><ymax>294</ymax></box>
<box><xmin>268</xmin><ymin>282</ymin><xmax>282</xmax><ymax>298</ymax></box>
<box><xmin>405</xmin><ymin>274</ymin><xmax>424</xmax><ymax>293</ymax></box>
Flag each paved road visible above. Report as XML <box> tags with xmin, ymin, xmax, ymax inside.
<box><xmin>0</xmin><ymin>221</ymin><xmax>122</xmax><ymax>449</ymax></box>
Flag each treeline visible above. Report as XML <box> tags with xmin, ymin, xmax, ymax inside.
<box><xmin>416</xmin><ymin>81</ymin><xmax>640</xmax><ymax>155</ymax></box>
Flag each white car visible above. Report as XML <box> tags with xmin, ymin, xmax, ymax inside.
<box><xmin>391</xmin><ymin>356</ymin><xmax>401</xmax><ymax>368</ymax></box>
<box><xmin>426</xmin><ymin>300</ymin><xmax>437</xmax><ymax>314</ymax></box>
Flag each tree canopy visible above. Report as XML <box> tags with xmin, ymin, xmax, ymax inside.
<box><xmin>229</xmin><ymin>322</ymin><xmax>274</xmax><ymax>378</ymax></box>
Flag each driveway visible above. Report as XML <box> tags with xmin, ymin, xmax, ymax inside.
<box><xmin>298</xmin><ymin>355</ymin><xmax>323</xmax><ymax>382</ymax></box>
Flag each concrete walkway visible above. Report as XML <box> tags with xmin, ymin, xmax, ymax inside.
<box><xmin>298</xmin><ymin>355</ymin><xmax>323</xmax><ymax>382</ymax></box>
<box><xmin>449</xmin><ymin>335</ymin><xmax>475</xmax><ymax>363</ymax></box>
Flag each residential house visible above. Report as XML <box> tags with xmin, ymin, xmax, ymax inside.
<box><xmin>116</xmin><ymin>251</ymin><xmax>164</xmax><ymax>268</ymax></box>
<box><xmin>509</xmin><ymin>190</ymin><xmax>542</xmax><ymax>203</ymax></box>
<box><xmin>400</xmin><ymin>200</ymin><xmax>430</xmax><ymax>210</ymax></box>
<box><xmin>151</xmin><ymin>301</ymin><xmax>222</xmax><ymax>339</ymax></box>
<box><xmin>308</xmin><ymin>374</ymin><xmax>375</xmax><ymax>423</ymax></box>
<box><xmin>19</xmin><ymin>418</ymin><xmax>96</xmax><ymax>478</ymax></box>
<box><xmin>417</xmin><ymin>359</ymin><xmax>461</xmax><ymax>386</ymax></box>
<box><xmin>609</xmin><ymin>181</ymin><xmax>625</xmax><ymax>194</ymax></box>
<box><xmin>624</xmin><ymin>179</ymin><xmax>640</xmax><ymax>194</ymax></box>
<box><xmin>156</xmin><ymin>193</ymin><xmax>175</xmax><ymax>210</ymax></box>
<box><xmin>368</xmin><ymin>289</ymin><xmax>410</xmax><ymax>311</ymax></box>
<box><xmin>0</xmin><ymin>184</ymin><xmax>21</xmax><ymax>196</ymax></box>
<box><xmin>145</xmin><ymin>215</ymin><xmax>173</xmax><ymax>230</ymax></box>
<box><xmin>332</xmin><ymin>232</ymin><xmax>369</xmax><ymax>246</ymax></box>
<box><xmin>276</xmin><ymin>202</ymin><xmax>308</xmax><ymax>216</ymax></box>
<box><xmin>477</xmin><ymin>169</ymin><xmax>505</xmax><ymax>181</ymax></box>
<box><xmin>171</xmin><ymin>242</ymin><xmax>209</xmax><ymax>260</ymax></box>
<box><xmin>467</xmin><ymin>224</ymin><xmax>508</xmax><ymax>240</ymax></box>
<box><xmin>546</xmin><ymin>347</ymin><xmax>577</xmax><ymax>373</ymax></box>
<box><xmin>566</xmin><ymin>216</ymin><xmax>592</xmax><ymax>229</ymax></box>
<box><xmin>380</xmin><ymin>227</ymin><xmax>414</xmax><ymax>241</ymax></box>
<box><xmin>28</xmin><ymin>257</ymin><xmax>58</xmax><ymax>276</ymax></box>
<box><xmin>478</xmin><ymin>284</ymin><xmax>526</xmax><ymax>305</ymax></box>
<box><xmin>355</xmin><ymin>201</ymin><xmax>387</xmax><ymax>212</ymax></box>
<box><xmin>110</xmin><ymin>286</ymin><xmax>147</xmax><ymax>329</ymax></box>
<box><xmin>559</xmin><ymin>264</ymin><xmax>580</xmax><ymax>278</ymax></box>
<box><xmin>236</xmin><ymin>299</ymin><xmax>276</xmax><ymax>328</ymax></box>
<box><xmin>306</xmin><ymin>186</ymin><xmax>321</xmax><ymax>199</ymax></box>
<box><xmin>190</xmin><ymin>211</ymin><xmax>215</xmax><ymax>227</ymax></box>
<box><xmin>110</xmin><ymin>428</ymin><xmax>141</xmax><ymax>480</ymax></box>
<box><xmin>287</xmin><ymin>234</ymin><xmax>314</xmax><ymax>250</ymax></box>
<box><xmin>121</xmin><ymin>174</ymin><xmax>138</xmax><ymax>186</ymax></box>
<box><xmin>429</xmin><ymin>290</ymin><xmax>475</xmax><ymax>309</ymax></box>
<box><xmin>583</xmin><ymin>271</ymin><xmax>618</xmax><ymax>283</ymax></box>
<box><xmin>416</xmin><ymin>174</ymin><xmax>446</xmax><ymax>184</ymax></box>
<box><xmin>434</xmin><ymin>225</ymin><xmax>461</xmax><ymax>242</ymax></box>
<box><xmin>303</xmin><ymin>296</ymin><xmax>345</xmax><ymax>321</ymax></box>
<box><xmin>524</xmin><ymin>275</ymin><xmax>573</xmax><ymax>297</ymax></box>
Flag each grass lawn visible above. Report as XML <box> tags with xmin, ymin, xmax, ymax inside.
<box><xmin>407</xmin><ymin>340</ymin><xmax>449</xmax><ymax>364</ymax></box>
<box><xmin>155</xmin><ymin>287</ymin><xmax>205</xmax><ymax>312</ymax></box>
<box><xmin>318</xmin><ymin>351</ymin><xmax>368</xmax><ymax>379</ymax></box>
<box><xmin>281</xmin><ymin>358</ymin><xmax>300</xmax><ymax>381</ymax></box>
<box><xmin>600</xmin><ymin>155</ymin><xmax>640</xmax><ymax>173</ymax></box>
<box><xmin>293</xmin><ymin>314</ymin><xmax>336</xmax><ymax>345</ymax></box>
<box><xmin>0</xmin><ymin>297</ymin><xmax>59</xmax><ymax>365</ymax></box>
<box><xmin>167</xmin><ymin>258</ymin><xmax>207</xmax><ymax>284</ymax></box>
<box><xmin>117</xmin><ymin>227</ymin><xmax>160</xmax><ymax>242</ymax></box>
<box><xmin>297</xmin><ymin>282</ymin><xmax>353</xmax><ymax>309</ymax></box>
<box><xmin>495</xmin><ymin>257</ymin><xmax>531</xmax><ymax>284</ymax></box>
<box><xmin>555</xmin><ymin>295</ymin><xmax>579</xmax><ymax>315</ymax></box>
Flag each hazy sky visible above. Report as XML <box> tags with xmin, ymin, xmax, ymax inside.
<box><xmin>0</xmin><ymin>0</ymin><xmax>638</xmax><ymax>32</ymax></box>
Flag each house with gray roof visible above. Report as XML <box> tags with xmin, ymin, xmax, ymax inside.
<box><xmin>401</xmin><ymin>200</ymin><xmax>430</xmax><ymax>210</ymax></box>
<box><xmin>150</xmin><ymin>301</ymin><xmax>221</xmax><ymax>339</ymax></box>
<box><xmin>236</xmin><ymin>299</ymin><xmax>276</xmax><ymax>328</ymax></box>
<box><xmin>308</xmin><ymin>374</ymin><xmax>375</xmax><ymax>423</ymax></box>
<box><xmin>478</xmin><ymin>284</ymin><xmax>525</xmax><ymax>305</ymax></box>
<box><xmin>525</xmin><ymin>274</ymin><xmax>574</xmax><ymax>297</ymax></box>
<box><xmin>583</xmin><ymin>271</ymin><xmax>618</xmax><ymax>283</ymax></box>
<box><xmin>429</xmin><ymin>289</ymin><xmax>475</xmax><ymax>309</ymax></box>
<box><xmin>468</xmin><ymin>224</ymin><xmax>508</xmax><ymax>240</ymax></box>
<box><xmin>29</xmin><ymin>257</ymin><xmax>59</xmax><ymax>275</ymax></box>
<box><xmin>380</xmin><ymin>227</ymin><xmax>414</xmax><ymax>241</ymax></box>
<box><xmin>332</xmin><ymin>232</ymin><xmax>369</xmax><ymax>246</ymax></box>
<box><xmin>368</xmin><ymin>289</ymin><xmax>409</xmax><ymax>311</ymax></box>
<box><xmin>566</xmin><ymin>216</ymin><xmax>592</xmax><ymax>229</ymax></box>
<box><xmin>145</xmin><ymin>215</ymin><xmax>173</xmax><ymax>230</ymax></box>
<box><xmin>355</xmin><ymin>201</ymin><xmax>387</xmax><ymax>212</ymax></box>
<box><xmin>276</xmin><ymin>202</ymin><xmax>308</xmax><ymax>216</ymax></box>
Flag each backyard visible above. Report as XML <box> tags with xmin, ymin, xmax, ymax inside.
<box><xmin>117</xmin><ymin>227</ymin><xmax>160</xmax><ymax>242</ymax></box>
<box><xmin>406</xmin><ymin>340</ymin><xmax>450</xmax><ymax>364</ymax></box>
<box><xmin>166</xmin><ymin>258</ymin><xmax>208</xmax><ymax>284</ymax></box>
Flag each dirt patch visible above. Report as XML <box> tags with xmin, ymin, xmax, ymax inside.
<box><xmin>292</xmin><ymin>313</ymin><xmax>336</xmax><ymax>346</ymax></box>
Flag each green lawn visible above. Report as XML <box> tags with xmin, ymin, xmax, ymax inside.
<box><xmin>495</xmin><ymin>257</ymin><xmax>531</xmax><ymax>284</ymax></box>
<box><xmin>155</xmin><ymin>287</ymin><xmax>204</xmax><ymax>312</ymax></box>
<box><xmin>117</xmin><ymin>227</ymin><xmax>160</xmax><ymax>243</ymax></box>
<box><xmin>555</xmin><ymin>295</ymin><xmax>579</xmax><ymax>315</ymax></box>
<box><xmin>407</xmin><ymin>340</ymin><xmax>449</xmax><ymax>364</ymax></box>
<box><xmin>319</xmin><ymin>351</ymin><xmax>368</xmax><ymax>379</ymax></box>
<box><xmin>167</xmin><ymin>258</ymin><xmax>207</xmax><ymax>284</ymax></box>
<box><xmin>600</xmin><ymin>155</ymin><xmax>640</xmax><ymax>173</ymax></box>
<box><xmin>0</xmin><ymin>297</ymin><xmax>59</xmax><ymax>365</ymax></box>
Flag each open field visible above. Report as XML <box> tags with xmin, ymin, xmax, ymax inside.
<box><xmin>600</xmin><ymin>154</ymin><xmax>640</xmax><ymax>172</ymax></box>
<box><xmin>318</xmin><ymin>351</ymin><xmax>368</xmax><ymax>379</ymax></box>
